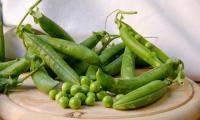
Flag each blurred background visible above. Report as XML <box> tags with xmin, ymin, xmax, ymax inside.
<box><xmin>1</xmin><ymin>0</ymin><xmax>200</xmax><ymax>81</ymax></box>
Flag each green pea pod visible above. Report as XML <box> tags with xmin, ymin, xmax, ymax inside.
<box><xmin>23</xmin><ymin>32</ymin><xmax>80</xmax><ymax>84</ymax></box>
<box><xmin>30</xmin><ymin>9</ymin><xmax>74</xmax><ymax>41</ymax></box>
<box><xmin>0</xmin><ymin>78</ymin><xmax>19</xmax><ymax>93</ymax></box>
<box><xmin>38</xmin><ymin>35</ymin><xmax>101</xmax><ymax>66</ymax></box>
<box><xmin>121</xmin><ymin>47</ymin><xmax>135</xmax><ymax>79</ymax></box>
<box><xmin>73</xmin><ymin>31</ymin><xmax>106</xmax><ymax>75</ymax></box>
<box><xmin>97</xmin><ymin>59</ymin><xmax>180</xmax><ymax>94</ymax></box>
<box><xmin>80</xmin><ymin>31</ymin><xmax>106</xmax><ymax>49</ymax></box>
<box><xmin>116</xmin><ymin>20</ymin><xmax>162</xmax><ymax>67</ymax></box>
<box><xmin>0</xmin><ymin>59</ymin><xmax>20</xmax><ymax>71</ymax></box>
<box><xmin>28</xmin><ymin>48</ymin><xmax>59</xmax><ymax>94</ymax></box>
<box><xmin>86</xmin><ymin>65</ymin><xmax>98</xmax><ymax>80</ymax></box>
<box><xmin>0</xmin><ymin>57</ymin><xmax>30</xmax><ymax>78</ymax></box>
<box><xmin>113</xmin><ymin>80</ymin><xmax>168</xmax><ymax>110</ymax></box>
<box><xmin>0</xmin><ymin>9</ymin><xmax>4</xmax><ymax>61</ymax></box>
<box><xmin>103</xmin><ymin>55</ymin><xmax>122</xmax><ymax>76</ymax></box>
<box><xmin>99</xmin><ymin>43</ymin><xmax>125</xmax><ymax>65</ymax></box>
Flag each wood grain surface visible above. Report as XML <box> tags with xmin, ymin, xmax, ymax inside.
<box><xmin>0</xmin><ymin>77</ymin><xmax>200</xmax><ymax>120</ymax></box>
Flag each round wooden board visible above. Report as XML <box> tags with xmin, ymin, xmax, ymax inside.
<box><xmin>0</xmin><ymin>78</ymin><xmax>200</xmax><ymax>120</ymax></box>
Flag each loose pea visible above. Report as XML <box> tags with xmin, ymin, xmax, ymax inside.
<box><xmin>48</xmin><ymin>89</ymin><xmax>57</xmax><ymax>100</ymax></box>
<box><xmin>59</xmin><ymin>96</ymin><xmax>69</xmax><ymax>108</ymax></box>
<box><xmin>74</xmin><ymin>92</ymin><xmax>86</xmax><ymax>104</ymax></box>
<box><xmin>55</xmin><ymin>91</ymin><xmax>67</xmax><ymax>102</ymax></box>
<box><xmin>96</xmin><ymin>91</ymin><xmax>107</xmax><ymax>101</ymax></box>
<box><xmin>69</xmin><ymin>97</ymin><xmax>81</xmax><ymax>109</ymax></box>
<box><xmin>90</xmin><ymin>81</ymin><xmax>101</xmax><ymax>93</ymax></box>
<box><xmin>81</xmin><ymin>85</ymin><xmax>89</xmax><ymax>94</ymax></box>
<box><xmin>115</xmin><ymin>94</ymin><xmax>124</xmax><ymax>101</ymax></box>
<box><xmin>70</xmin><ymin>85</ymin><xmax>81</xmax><ymax>96</ymax></box>
<box><xmin>62</xmin><ymin>82</ymin><xmax>72</xmax><ymax>93</ymax></box>
<box><xmin>102</xmin><ymin>96</ymin><xmax>113</xmax><ymax>108</ymax></box>
<box><xmin>81</xmin><ymin>76</ymin><xmax>90</xmax><ymax>85</ymax></box>
<box><xmin>85</xmin><ymin>96</ymin><xmax>95</xmax><ymax>106</ymax></box>
<box><xmin>87</xmin><ymin>92</ymin><xmax>96</xmax><ymax>98</ymax></box>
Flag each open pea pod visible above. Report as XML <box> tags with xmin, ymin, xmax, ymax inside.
<box><xmin>23</xmin><ymin>32</ymin><xmax>80</xmax><ymax>84</ymax></box>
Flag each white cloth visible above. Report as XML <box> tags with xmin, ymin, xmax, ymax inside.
<box><xmin>2</xmin><ymin>0</ymin><xmax>200</xmax><ymax>81</ymax></box>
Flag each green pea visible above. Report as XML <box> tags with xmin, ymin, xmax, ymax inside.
<box><xmin>81</xmin><ymin>85</ymin><xmax>89</xmax><ymax>94</ymax></box>
<box><xmin>48</xmin><ymin>89</ymin><xmax>57</xmax><ymax>100</ymax></box>
<box><xmin>74</xmin><ymin>92</ymin><xmax>86</xmax><ymax>104</ymax></box>
<box><xmin>55</xmin><ymin>91</ymin><xmax>67</xmax><ymax>102</ymax></box>
<box><xmin>81</xmin><ymin>76</ymin><xmax>90</xmax><ymax>85</ymax></box>
<box><xmin>62</xmin><ymin>82</ymin><xmax>72</xmax><ymax>93</ymax></box>
<box><xmin>115</xmin><ymin>94</ymin><xmax>124</xmax><ymax>101</ymax></box>
<box><xmin>59</xmin><ymin>96</ymin><xmax>69</xmax><ymax>108</ymax></box>
<box><xmin>70</xmin><ymin>85</ymin><xmax>81</xmax><ymax>96</ymax></box>
<box><xmin>102</xmin><ymin>96</ymin><xmax>113</xmax><ymax>108</ymax></box>
<box><xmin>85</xmin><ymin>96</ymin><xmax>95</xmax><ymax>106</ymax></box>
<box><xmin>90</xmin><ymin>81</ymin><xmax>101</xmax><ymax>93</ymax></box>
<box><xmin>96</xmin><ymin>91</ymin><xmax>107</xmax><ymax>101</ymax></box>
<box><xmin>87</xmin><ymin>92</ymin><xmax>96</xmax><ymax>98</ymax></box>
<box><xmin>69</xmin><ymin>97</ymin><xmax>81</xmax><ymax>109</ymax></box>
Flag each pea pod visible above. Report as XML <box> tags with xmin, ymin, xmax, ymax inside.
<box><xmin>113</xmin><ymin>80</ymin><xmax>168</xmax><ymax>110</ymax></box>
<box><xmin>23</xmin><ymin>32</ymin><xmax>80</xmax><ymax>84</ymax></box>
<box><xmin>121</xmin><ymin>47</ymin><xmax>135</xmax><ymax>79</ymax></box>
<box><xmin>103</xmin><ymin>54</ymin><xmax>122</xmax><ymax>75</ymax></box>
<box><xmin>0</xmin><ymin>78</ymin><xmax>19</xmax><ymax>93</ymax></box>
<box><xmin>99</xmin><ymin>43</ymin><xmax>125</xmax><ymax>65</ymax></box>
<box><xmin>80</xmin><ymin>31</ymin><xmax>106</xmax><ymax>49</ymax></box>
<box><xmin>97</xmin><ymin>59</ymin><xmax>180</xmax><ymax>94</ymax></box>
<box><xmin>0</xmin><ymin>57</ymin><xmax>30</xmax><ymax>78</ymax></box>
<box><xmin>116</xmin><ymin>20</ymin><xmax>162</xmax><ymax>67</ymax></box>
<box><xmin>30</xmin><ymin>9</ymin><xmax>74</xmax><ymax>41</ymax></box>
<box><xmin>0</xmin><ymin>59</ymin><xmax>20</xmax><ymax>71</ymax></box>
<box><xmin>38</xmin><ymin>35</ymin><xmax>101</xmax><ymax>66</ymax></box>
<box><xmin>28</xmin><ymin>48</ymin><xmax>59</xmax><ymax>94</ymax></box>
<box><xmin>0</xmin><ymin>10</ymin><xmax>4</xmax><ymax>61</ymax></box>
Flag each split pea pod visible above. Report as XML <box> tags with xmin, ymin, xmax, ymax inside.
<box><xmin>116</xmin><ymin>20</ymin><xmax>162</xmax><ymax>67</ymax></box>
<box><xmin>28</xmin><ymin>48</ymin><xmax>59</xmax><ymax>94</ymax></box>
<box><xmin>30</xmin><ymin>9</ymin><xmax>74</xmax><ymax>41</ymax></box>
<box><xmin>121</xmin><ymin>47</ymin><xmax>135</xmax><ymax>79</ymax></box>
<box><xmin>38</xmin><ymin>35</ymin><xmax>101</xmax><ymax>66</ymax></box>
<box><xmin>97</xmin><ymin>59</ymin><xmax>180</xmax><ymax>94</ymax></box>
<box><xmin>103</xmin><ymin>54</ymin><xmax>123</xmax><ymax>76</ymax></box>
<box><xmin>0</xmin><ymin>57</ymin><xmax>30</xmax><ymax>78</ymax></box>
<box><xmin>99</xmin><ymin>43</ymin><xmax>125</xmax><ymax>65</ymax></box>
<box><xmin>113</xmin><ymin>80</ymin><xmax>168</xmax><ymax>110</ymax></box>
<box><xmin>23</xmin><ymin>32</ymin><xmax>80</xmax><ymax>84</ymax></box>
<box><xmin>0</xmin><ymin>59</ymin><xmax>20</xmax><ymax>71</ymax></box>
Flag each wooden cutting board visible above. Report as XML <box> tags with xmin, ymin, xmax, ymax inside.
<box><xmin>0</xmin><ymin>77</ymin><xmax>200</xmax><ymax>120</ymax></box>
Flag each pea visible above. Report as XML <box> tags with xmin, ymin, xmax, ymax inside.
<box><xmin>70</xmin><ymin>85</ymin><xmax>81</xmax><ymax>96</ymax></box>
<box><xmin>62</xmin><ymin>82</ymin><xmax>72</xmax><ymax>93</ymax></box>
<box><xmin>102</xmin><ymin>96</ymin><xmax>113</xmax><ymax>108</ymax></box>
<box><xmin>81</xmin><ymin>76</ymin><xmax>90</xmax><ymax>85</ymax></box>
<box><xmin>85</xmin><ymin>96</ymin><xmax>95</xmax><ymax>106</ymax></box>
<box><xmin>55</xmin><ymin>91</ymin><xmax>67</xmax><ymax>102</ymax></box>
<box><xmin>59</xmin><ymin>96</ymin><xmax>69</xmax><ymax>108</ymax></box>
<box><xmin>87</xmin><ymin>92</ymin><xmax>96</xmax><ymax>98</ymax></box>
<box><xmin>48</xmin><ymin>89</ymin><xmax>57</xmax><ymax>100</ymax></box>
<box><xmin>115</xmin><ymin>94</ymin><xmax>124</xmax><ymax>101</ymax></box>
<box><xmin>90</xmin><ymin>81</ymin><xmax>101</xmax><ymax>93</ymax></box>
<box><xmin>96</xmin><ymin>91</ymin><xmax>107</xmax><ymax>101</ymax></box>
<box><xmin>74</xmin><ymin>92</ymin><xmax>86</xmax><ymax>104</ymax></box>
<box><xmin>69</xmin><ymin>97</ymin><xmax>81</xmax><ymax>109</ymax></box>
<box><xmin>81</xmin><ymin>85</ymin><xmax>89</xmax><ymax>94</ymax></box>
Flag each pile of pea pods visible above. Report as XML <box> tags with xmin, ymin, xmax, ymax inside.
<box><xmin>0</xmin><ymin>0</ymin><xmax>185</xmax><ymax>110</ymax></box>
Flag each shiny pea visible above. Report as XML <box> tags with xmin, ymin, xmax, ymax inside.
<box><xmin>81</xmin><ymin>85</ymin><xmax>89</xmax><ymax>94</ymax></box>
<box><xmin>48</xmin><ymin>89</ymin><xmax>57</xmax><ymax>100</ymax></box>
<box><xmin>85</xmin><ymin>96</ymin><xmax>95</xmax><ymax>106</ymax></box>
<box><xmin>102</xmin><ymin>96</ymin><xmax>113</xmax><ymax>108</ymax></box>
<box><xmin>70</xmin><ymin>85</ymin><xmax>81</xmax><ymax>96</ymax></box>
<box><xmin>96</xmin><ymin>91</ymin><xmax>107</xmax><ymax>101</ymax></box>
<box><xmin>80</xmin><ymin>76</ymin><xmax>90</xmax><ymax>85</ymax></box>
<box><xmin>59</xmin><ymin>96</ymin><xmax>69</xmax><ymax>108</ymax></box>
<box><xmin>74</xmin><ymin>92</ymin><xmax>86</xmax><ymax>104</ymax></box>
<box><xmin>69</xmin><ymin>97</ymin><xmax>81</xmax><ymax>109</ymax></box>
<box><xmin>62</xmin><ymin>82</ymin><xmax>72</xmax><ymax>93</ymax></box>
<box><xmin>90</xmin><ymin>81</ymin><xmax>101</xmax><ymax>93</ymax></box>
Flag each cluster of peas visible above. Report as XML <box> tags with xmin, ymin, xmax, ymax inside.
<box><xmin>48</xmin><ymin>76</ymin><xmax>121</xmax><ymax>109</ymax></box>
